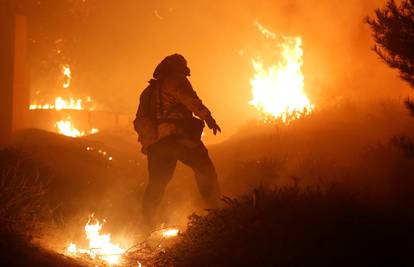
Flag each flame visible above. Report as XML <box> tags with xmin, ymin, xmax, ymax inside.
<box><xmin>30</xmin><ymin>96</ymin><xmax>94</xmax><ymax>111</ymax></box>
<box><xmin>161</xmin><ymin>228</ymin><xmax>179</xmax><ymax>238</ymax></box>
<box><xmin>250</xmin><ymin>23</ymin><xmax>314</xmax><ymax>124</ymax></box>
<box><xmin>30</xmin><ymin>65</ymin><xmax>99</xmax><ymax>137</ymax></box>
<box><xmin>67</xmin><ymin>243</ymin><xmax>77</xmax><ymax>254</ymax></box>
<box><xmin>55</xmin><ymin>97</ymin><xmax>82</xmax><ymax>110</ymax></box>
<box><xmin>63</xmin><ymin>65</ymin><xmax>71</xmax><ymax>89</ymax></box>
<box><xmin>67</xmin><ymin>216</ymin><xmax>125</xmax><ymax>265</ymax></box>
<box><xmin>55</xmin><ymin>118</ymin><xmax>85</xmax><ymax>137</ymax></box>
<box><xmin>255</xmin><ymin>21</ymin><xmax>277</xmax><ymax>39</ymax></box>
<box><xmin>55</xmin><ymin>117</ymin><xmax>99</xmax><ymax>137</ymax></box>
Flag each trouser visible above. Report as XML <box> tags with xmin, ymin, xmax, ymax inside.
<box><xmin>142</xmin><ymin>135</ymin><xmax>220</xmax><ymax>224</ymax></box>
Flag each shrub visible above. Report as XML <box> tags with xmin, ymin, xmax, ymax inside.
<box><xmin>159</xmin><ymin>186</ymin><xmax>413</xmax><ymax>267</ymax></box>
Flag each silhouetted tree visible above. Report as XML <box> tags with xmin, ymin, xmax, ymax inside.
<box><xmin>367</xmin><ymin>0</ymin><xmax>414</xmax><ymax>115</ymax></box>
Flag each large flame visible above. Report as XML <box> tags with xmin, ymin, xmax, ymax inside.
<box><xmin>67</xmin><ymin>216</ymin><xmax>125</xmax><ymax>265</ymax></box>
<box><xmin>250</xmin><ymin>23</ymin><xmax>314</xmax><ymax>124</ymax></box>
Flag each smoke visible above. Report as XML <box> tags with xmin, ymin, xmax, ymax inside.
<box><xmin>28</xmin><ymin>0</ymin><xmax>412</xmax><ymax>142</ymax></box>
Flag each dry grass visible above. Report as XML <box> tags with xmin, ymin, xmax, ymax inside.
<box><xmin>0</xmin><ymin>148</ymin><xmax>86</xmax><ymax>267</ymax></box>
<box><xmin>0</xmin><ymin>149</ymin><xmax>49</xmax><ymax>235</ymax></box>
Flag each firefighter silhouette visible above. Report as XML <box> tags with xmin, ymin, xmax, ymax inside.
<box><xmin>134</xmin><ymin>54</ymin><xmax>221</xmax><ymax>227</ymax></box>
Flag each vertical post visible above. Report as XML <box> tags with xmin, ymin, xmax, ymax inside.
<box><xmin>0</xmin><ymin>1</ymin><xmax>28</xmax><ymax>147</ymax></box>
<box><xmin>0</xmin><ymin>1</ymin><xmax>14</xmax><ymax>146</ymax></box>
<box><xmin>12</xmin><ymin>13</ymin><xmax>29</xmax><ymax>132</ymax></box>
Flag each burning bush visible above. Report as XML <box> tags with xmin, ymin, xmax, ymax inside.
<box><xmin>158</xmin><ymin>186</ymin><xmax>413</xmax><ymax>267</ymax></box>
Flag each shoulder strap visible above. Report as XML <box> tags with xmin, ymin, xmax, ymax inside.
<box><xmin>136</xmin><ymin>79</ymin><xmax>158</xmax><ymax>119</ymax></box>
<box><xmin>157</xmin><ymin>79</ymin><xmax>165</xmax><ymax>120</ymax></box>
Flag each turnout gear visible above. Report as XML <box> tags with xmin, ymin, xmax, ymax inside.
<box><xmin>153</xmin><ymin>54</ymin><xmax>191</xmax><ymax>79</ymax></box>
<box><xmin>205</xmin><ymin>116</ymin><xmax>221</xmax><ymax>135</ymax></box>
<box><xmin>134</xmin><ymin>57</ymin><xmax>220</xmax><ymax>152</ymax></box>
<box><xmin>134</xmin><ymin>54</ymin><xmax>221</xmax><ymax>227</ymax></box>
<box><xmin>133</xmin><ymin>79</ymin><xmax>159</xmax><ymax>151</ymax></box>
<box><xmin>142</xmin><ymin>135</ymin><xmax>220</xmax><ymax>226</ymax></box>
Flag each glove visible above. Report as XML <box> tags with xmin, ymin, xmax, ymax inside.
<box><xmin>205</xmin><ymin>115</ymin><xmax>221</xmax><ymax>135</ymax></box>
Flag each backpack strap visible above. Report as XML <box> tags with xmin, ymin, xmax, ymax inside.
<box><xmin>157</xmin><ymin>79</ymin><xmax>165</xmax><ymax>120</ymax></box>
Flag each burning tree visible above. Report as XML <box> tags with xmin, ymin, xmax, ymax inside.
<box><xmin>367</xmin><ymin>0</ymin><xmax>414</xmax><ymax>115</ymax></box>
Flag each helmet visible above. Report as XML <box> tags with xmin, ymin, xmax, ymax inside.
<box><xmin>153</xmin><ymin>54</ymin><xmax>191</xmax><ymax>79</ymax></box>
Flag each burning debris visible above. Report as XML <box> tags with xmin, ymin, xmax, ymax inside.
<box><xmin>250</xmin><ymin>22</ymin><xmax>314</xmax><ymax>124</ymax></box>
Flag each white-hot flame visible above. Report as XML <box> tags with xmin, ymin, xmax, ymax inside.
<box><xmin>250</xmin><ymin>23</ymin><xmax>314</xmax><ymax>124</ymax></box>
<box><xmin>67</xmin><ymin>216</ymin><xmax>125</xmax><ymax>265</ymax></box>
<box><xmin>55</xmin><ymin>117</ymin><xmax>99</xmax><ymax>138</ymax></box>
<box><xmin>67</xmin><ymin>243</ymin><xmax>77</xmax><ymax>254</ymax></box>
<box><xmin>55</xmin><ymin>118</ymin><xmax>85</xmax><ymax>137</ymax></box>
<box><xmin>162</xmin><ymin>228</ymin><xmax>179</xmax><ymax>238</ymax></box>
<box><xmin>30</xmin><ymin>96</ymin><xmax>95</xmax><ymax>111</ymax></box>
<box><xmin>55</xmin><ymin>97</ymin><xmax>81</xmax><ymax>110</ymax></box>
<box><xmin>63</xmin><ymin>65</ymin><xmax>71</xmax><ymax>89</ymax></box>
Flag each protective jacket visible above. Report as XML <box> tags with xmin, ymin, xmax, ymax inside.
<box><xmin>134</xmin><ymin>74</ymin><xmax>212</xmax><ymax>153</ymax></box>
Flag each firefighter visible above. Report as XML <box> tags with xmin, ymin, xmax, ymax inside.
<box><xmin>134</xmin><ymin>54</ymin><xmax>221</xmax><ymax>227</ymax></box>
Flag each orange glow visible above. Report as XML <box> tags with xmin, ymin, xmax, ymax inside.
<box><xmin>250</xmin><ymin>23</ymin><xmax>314</xmax><ymax>124</ymax></box>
